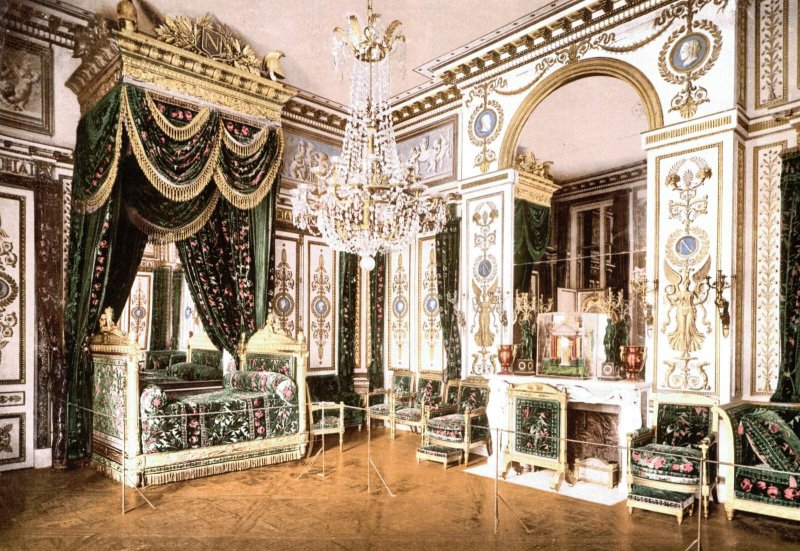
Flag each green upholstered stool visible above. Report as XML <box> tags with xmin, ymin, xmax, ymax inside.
<box><xmin>628</xmin><ymin>484</ymin><xmax>696</xmax><ymax>525</ymax></box>
<box><xmin>416</xmin><ymin>445</ymin><xmax>462</xmax><ymax>470</ymax></box>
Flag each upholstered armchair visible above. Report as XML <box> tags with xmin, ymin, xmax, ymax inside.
<box><xmin>394</xmin><ymin>372</ymin><xmax>444</xmax><ymax>436</ymax></box>
<box><xmin>366</xmin><ymin>370</ymin><xmax>414</xmax><ymax>438</ymax></box>
<box><xmin>627</xmin><ymin>394</ymin><xmax>719</xmax><ymax>521</ymax></box>
<box><xmin>501</xmin><ymin>382</ymin><xmax>568</xmax><ymax>490</ymax></box>
<box><xmin>423</xmin><ymin>377</ymin><xmax>491</xmax><ymax>465</ymax></box>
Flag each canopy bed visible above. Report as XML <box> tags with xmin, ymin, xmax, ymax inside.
<box><xmin>58</xmin><ymin>11</ymin><xmax>296</xmax><ymax>469</ymax></box>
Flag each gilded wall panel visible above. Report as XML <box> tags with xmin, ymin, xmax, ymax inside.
<box><xmin>755</xmin><ymin>0</ymin><xmax>788</xmax><ymax>108</ymax></box>
<box><xmin>306</xmin><ymin>240</ymin><xmax>337</xmax><ymax>372</ymax></box>
<box><xmin>654</xmin><ymin>144</ymin><xmax>723</xmax><ymax>395</ymax></box>
<box><xmin>272</xmin><ymin>236</ymin><xmax>301</xmax><ymax>338</ymax></box>
<box><xmin>119</xmin><ymin>272</ymin><xmax>153</xmax><ymax>350</ymax></box>
<box><xmin>417</xmin><ymin>237</ymin><xmax>443</xmax><ymax>372</ymax></box>
<box><xmin>0</xmin><ymin>188</ymin><xmax>34</xmax><ymax>470</ymax></box>
<box><xmin>387</xmin><ymin>247</ymin><xmax>412</xmax><ymax>370</ymax></box>
<box><xmin>752</xmin><ymin>142</ymin><xmax>786</xmax><ymax>395</ymax></box>
<box><xmin>466</xmin><ymin>194</ymin><xmax>504</xmax><ymax>376</ymax></box>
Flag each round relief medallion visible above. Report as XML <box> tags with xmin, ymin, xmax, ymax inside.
<box><xmin>0</xmin><ymin>272</ymin><xmax>18</xmax><ymax>310</ymax></box>
<box><xmin>184</xmin><ymin>306</ymin><xmax>193</xmax><ymax>320</ymax></box>
<box><xmin>132</xmin><ymin>306</ymin><xmax>147</xmax><ymax>320</ymax></box>
<box><xmin>393</xmin><ymin>297</ymin><xmax>408</xmax><ymax>317</ymax></box>
<box><xmin>313</xmin><ymin>297</ymin><xmax>330</xmax><ymax>318</ymax></box>
<box><xmin>275</xmin><ymin>295</ymin><xmax>294</xmax><ymax>316</ymax></box>
<box><xmin>669</xmin><ymin>33</ymin><xmax>710</xmax><ymax>73</ymax></box>
<box><xmin>473</xmin><ymin>108</ymin><xmax>497</xmax><ymax>138</ymax></box>
<box><xmin>425</xmin><ymin>295</ymin><xmax>439</xmax><ymax>314</ymax></box>
<box><xmin>473</xmin><ymin>255</ymin><xmax>497</xmax><ymax>281</ymax></box>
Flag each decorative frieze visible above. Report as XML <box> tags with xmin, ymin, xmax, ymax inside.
<box><xmin>755</xmin><ymin>0</ymin><xmax>788</xmax><ymax>108</ymax></box>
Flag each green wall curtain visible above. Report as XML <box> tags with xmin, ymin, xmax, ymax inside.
<box><xmin>435</xmin><ymin>212</ymin><xmax>462</xmax><ymax>381</ymax></box>
<box><xmin>773</xmin><ymin>150</ymin><xmax>800</xmax><ymax>402</ymax></box>
<box><xmin>337</xmin><ymin>252</ymin><xmax>359</xmax><ymax>393</ymax></box>
<box><xmin>64</xmin><ymin>184</ymin><xmax>147</xmax><ymax>460</ymax></box>
<box><xmin>170</xmin><ymin>268</ymin><xmax>184</xmax><ymax>349</ymax></box>
<box><xmin>368</xmin><ymin>254</ymin><xmax>386</xmax><ymax>391</ymax></box>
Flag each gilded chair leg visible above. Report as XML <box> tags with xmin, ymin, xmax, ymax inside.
<box><xmin>551</xmin><ymin>469</ymin><xmax>564</xmax><ymax>491</ymax></box>
<box><xmin>725</xmin><ymin>507</ymin><xmax>734</xmax><ymax>521</ymax></box>
<box><xmin>677</xmin><ymin>512</ymin><xmax>683</xmax><ymax>525</ymax></box>
<box><xmin>703</xmin><ymin>495</ymin><xmax>709</xmax><ymax>519</ymax></box>
<box><xmin>339</xmin><ymin>431</ymin><xmax>343</xmax><ymax>452</ymax></box>
<box><xmin>627</xmin><ymin>506</ymin><xmax>633</xmax><ymax>515</ymax></box>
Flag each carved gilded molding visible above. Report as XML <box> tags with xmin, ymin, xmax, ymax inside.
<box><xmin>66</xmin><ymin>28</ymin><xmax>296</xmax><ymax>121</ymax></box>
<box><xmin>755</xmin><ymin>0</ymin><xmax>788</xmax><ymax>109</ymax></box>
<box><xmin>514</xmin><ymin>171</ymin><xmax>560</xmax><ymax>208</ymax></box>
<box><xmin>751</xmin><ymin>141</ymin><xmax>786</xmax><ymax>395</ymax></box>
<box><xmin>734</xmin><ymin>142</ymin><xmax>745</xmax><ymax>397</ymax></box>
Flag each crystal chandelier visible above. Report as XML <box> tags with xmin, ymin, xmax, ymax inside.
<box><xmin>291</xmin><ymin>0</ymin><xmax>449</xmax><ymax>271</ymax></box>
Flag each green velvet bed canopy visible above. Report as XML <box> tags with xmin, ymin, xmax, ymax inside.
<box><xmin>63</xmin><ymin>83</ymin><xmax>284</xmax><ymax>460</ymax></box>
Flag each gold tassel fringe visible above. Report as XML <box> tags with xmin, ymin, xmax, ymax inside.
<box><xmin>123</xmin><ymin>86</ymin><xmax>221</xmax><ymax>203</ymax></box>
<box><xmin>145</xmin><ymin>88</ymin><xmax>212</xmax><ymax>142</ymax></box>
<box><xmin>126</xmin><ymin>191</ymin><xmax>220</xmax><ymax>243</ymax></box>
<box><xmin>142</xmin><ymin>449</ymin><xmax>302</xmax><ymax>486</ymax></box>
<box><xmin>220</xmin><ymin>119</ymin><xmax>272</xmax><ymax>157</ymax></box>
<box><xmin>74</xmin><ymin>99</ymin><xmax>125</xmax><ymax>214</ymax></box>
<box><xmin>214</xmin><ymin>130</ymin><xmax>284</xmax><ymax>210</ymax></box>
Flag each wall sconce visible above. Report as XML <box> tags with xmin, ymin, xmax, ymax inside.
<box><xmin>706</xmin><ymin>269</ymin><xmax>731</xmax><ymax>337</ymax></box>
<box><xmin>629</xmin><ymin>269</ymin><xmax>658</xmax><ymax>327</ymax></box>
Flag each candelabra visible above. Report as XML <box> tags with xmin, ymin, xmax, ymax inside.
<box><xmin>629</xmin><ymin>268</ymin><xmax>658</xmax><ymax>327</ymax></box>
<box><xmin>706</xmin><ymin>269</ymin><xmax>731</xmax><ymax>337</ymax></box>
<box><xmin>513</xmin><ymin>290</ymin><xmax>553</xmax><ymax>373</ymax></box>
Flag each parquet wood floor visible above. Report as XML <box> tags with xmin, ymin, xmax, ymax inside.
<box><xmin>1</xmin><ymin>428</ymin><xmax>798</xmax><ymax>550</ymax></box>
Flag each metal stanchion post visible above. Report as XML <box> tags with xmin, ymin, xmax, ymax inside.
<box><xmin>122</xmin><ymin>409</ymin><xmax>126</xmax><ymax>515</ymax></box>
<box><xmin>494</xmin><ymin>426</ymin><xmax>500</xmax><ymax>535</ymax></box>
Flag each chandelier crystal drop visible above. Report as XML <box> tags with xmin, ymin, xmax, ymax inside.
<box><xmin>291</xmin><ymin>0</ymin><xmax>450</xmax><ymax>271</ymax></box>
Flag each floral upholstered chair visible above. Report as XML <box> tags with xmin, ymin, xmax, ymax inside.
<box><xmin>394</xmin><ymin>372</ymin><xmax>444</xmax><ymax>436</ymax></box>
<box><xmin>501</xmin><ymin>382</ymin><xmax>568</xmax><ymax>490</ymax></box>
<box><xmin>365</xmin><ymin>370</ymin><xmax>414</xmax><ymax>438</ymax></box>
<box><xmin>423</xmin><ymin>377</ymin><xmax>491</xmax><ymax>465</ymax></box>
<box><xmin>627</xmin><ymin>394</ymin><xmax>719</xmax><ymax>521</ymax></box>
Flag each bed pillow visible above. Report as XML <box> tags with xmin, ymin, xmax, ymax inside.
<box><xmin>224</xmin><ymin>370</ymin><xmax>297</xmax><ymax>404</ymax></box>
<box><xmin>140</xmin><ymin>385</ymin><xmax>168</xmax><ymax>414</ymax></box>
<box><xmin>741</xmin><ymin>409</ymin><xmax>800</xmax><ymax>472</ymax></box>
<box><xmin>169</xmin><ymin>362</ymin><xmax>222</xmax><ymax>381</ymax></box>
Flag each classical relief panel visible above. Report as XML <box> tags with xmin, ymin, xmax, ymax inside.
<box><xmin>281</xmin><ymin>129</ymin><xmax>341</xmax><ymax>186</ymax></box>
<box><xmin>0</xmin><ymin>34</ymin><xmax>53</xmax><ymax>135</ymax></box>
<box><xmin>387</xmin><ymin>248</ymin><xmax>412</xmax><ymax>370</ymax></box>
<box><xmin>0</xmin><ymin>187</ymin><xmax>34</xmax><ymax>471</ymax></box>
<box><xmin>467</xmin><ymin>197</ymin><xmax>504</xmax><ymax>376</ymax></box>
<box><xmin>755</xmin><ymin>0</ymin><xmax>788</xmax><ymax>108</ymax></box>
<box><xmin>119</xmin><ymin>273</ymin><xmax>153</xmax><ymax>350</ymax></box>
<box><xmin>654</xmin><ymin>145</ymin><xmax>722</xmax><ymax>395</ymax></box>
<box><xmin>417</xmin><ymin>237</ymin><xmax>443</xmax><ymax>372</ymax></box>
<box><xmin>752</xmin><ymin>142</ymin><xmax>786</xmax><ymax>395</ymax></box>
<box><xmin>396</xmin><ymin>116</ymin><xmax>457</xmax><ymax>186</ymax></box>
<box><xmin>306</xmin><ymin>240</ymin><xmax>336</xmax><ymax>372</ymax></box>
<box><xmin>272</xmin><ymin>237</ymin><xmax>301</xmax><ymax>338</ymax></box>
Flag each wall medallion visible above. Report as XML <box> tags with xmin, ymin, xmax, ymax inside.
<box><xmin>390</xmin><ymin>254</ymin><xmax>410</xmax><ymax>361</ymax></box>
<box><xmin>272</xmin><ymin>244</ymin><xmax>296</xmax><ymax>335</ymax></box>
<box><xmin>466</xmin><ymin>81</ymin><xmax>504</xmax><ymax>174</ymax></box>
<box><xmin>310</xmin><ymin>252</ymin><xmax>332</xmax><ymax>362</ymax></box>
<box><xmin>470</xmin><ymin>202</ymin><xmax>501</xmax><ymax>375</ymax></box>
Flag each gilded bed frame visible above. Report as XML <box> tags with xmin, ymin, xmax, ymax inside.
<box><xmin>90</xmin><ymin>312</ymin><xmax>308</xmax><ymax>487</ymax></box>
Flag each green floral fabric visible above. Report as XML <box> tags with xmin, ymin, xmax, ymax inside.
<box><xmin>190</xmin><ymin>349</ymin><xmax>223</xmax><ymax>369</ymax></box>
<box><xmin>514</xmin><ymin>398</ymin><xmax>559</xmax><ymax>459</ymax></box>
<box><xmin>415</xmin><ymin>378</ymin><xmax>443</xmax><ymax>407</ymax></box>
<box><xmin>435</xmin><ymin>211</ymin><xmax>461</xmax><ymax>381</ymax></box>
<box><xmin>246</xmin><ymin>353</ymin><xmax>295</xmax><ymax>378</ymax></box>
<box><xmin>169</xmin><ymin>363</ymin><xmax>222</xmax><ymax>381</ymax></box>
<box><xmin>368</xmin><ymin>254</ymin><xmax>386</xmax><ymax>391</ymax></box>
<box><xmin>426</xmin><ymin>413</ymin><xmax>489</xmax><ymax>443</ymax></box>
<box><xmin>392</xmin><ymin>375</ymin><xmax>413</xmax><ymax>396</ymax></box>
<box><xmin>735</xmin><ymin>465</ymin><xmax>800</xmax><ymax>507</ymax></box>
<box><xmin>145</xmin><ymin>350</ymin><xmax>185</xmax><ymax>371</ymax></box>
<box><xmin>631</xmin><ymin>444</ymin><xmax>702</xmax><ymax>484</ymax></box>
<box><xmin>458</xmin><ymin>385</ymin><xmax>489</xmax><ymax>414</ymax></box>
<box><xmin>775</xmin><ymin>150</ymin><xmax>800</xmax><ymax>402</ymax></box>
<box><xmin>307</xmin><ymin>376</ymin><xmax>364</xmax><ymax>428</ymax></box>
<box><xmin>396</xmin><ymin>407</ymin><xmax>422</xmax><ymax>422</ymax></box>
<box><xmin>741</xmin><ymin>409</ymin><xmax>800</xmax><ymax>471</ymax></box>
<box><xmin>92</xmin><ymin>358</ymin><xmax>125</xmax><ymax>439</ymax></box>
<box><xmin>140</xmin><ymin>373</ymin><xmax>299</xmax><ymax>453</ymax></box>
<box><xmin>337</xmin><ymin>252</ymin><xmax>359</xmax><ymax>392</ymax></box>
<box><xmin>656</xmin><ymin>404</ymin><xmax>712</xmax><ymax>448</ymax></box>
<box><xmin>629</xmin><ymin>484</ymin><xmax>695</xmax><ymax>508</ymax></box>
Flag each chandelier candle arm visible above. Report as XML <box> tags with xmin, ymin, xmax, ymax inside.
<box><xmin>292</xmin><ymin>0</ymin><xmax>449</xmax><ymax>271</ymax></box>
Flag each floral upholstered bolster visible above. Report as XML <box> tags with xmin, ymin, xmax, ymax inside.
<box><xmin>368</xmin><ymin>403</ymin><xmax>403</xmax><ymax>417</ymax></box>
<box><xmin>426</xmin><ymin>413</ymin><xmax>490</xmax><ymax>443</ymax></box>
<box><xmin>169</xmin><ymin>362</ymin><xmax>222</xmax><ymax>381</ymax></box>
<box><xmin>735</xmin><ymin>465</ymin><xmax>800</xmax><ymax>507</ymax></box>
<box><xmin>740</xmin><ymin>409</ymin><xmax>800</xmax><ymax>472</ymax></box>
<box><xmin>631</xmin><ymin>444</ymin><xmax>702</xmax><ymax>484</ymax></box>
<box><xmin>224</xmin><ymin>370</ymin><xmax>297</xmax><ymax>404</ymax></box>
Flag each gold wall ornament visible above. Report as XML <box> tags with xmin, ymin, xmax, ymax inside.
<box><xmin>333</xmin><ymin>0</ymin><xmax>406</xmax><ymax>63</ymax></box>
<box><xmin>664</xmin><ymin>358</ymin><xmax>711</xmax><ymax>391</ymax></box>
<box><xmin>752</xmin><ymin>142</ymin><xmax>786</xmax><ymax>395</ymax></box>
<box><xmin>662</xmin><ymin>256</ymin><xmax>712</xmax><ymax>356</ymax></box>
<box><xmin>466</xmin><ymin>79</ymin><xmax>504</xmax><ymax>173</ymax></box>
<box><xmin>310</xmin><ymin>252</ymin><xmax>332</xmax><ymax>362</ymax></box>
<box><xmin>421</xmin><ymin>247</ymin><xmax>442</xmax><ymax>365</ymax></box>
<box><xmin>154</xmin><ymin>14</ymin><xmax>261</xmax><ymax>75</ymax></box>
<box><xmin>514</xmin><ymin>150</ymin><xmax>553</xmax><ymax>180</ymax></box>
<box><xmin>469</xmin><ymin>202</ymin><xmax>501</xmax><ymax>375</ymax></box>
<box><xmin>755</xmin><ymin>0</ymin><xmax>788</xmax><ymax>108</ymax></box>
<box><xmin>272</xmin><ymin>245</ymin><xmax>296</xmax><ymax>336</ymax></box>
<box><xmin>390</xmin><ymin>253</ymin><xmax>410</xmax><ymax>361</ymax></box>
